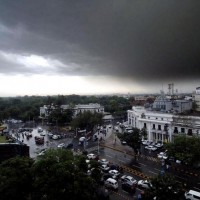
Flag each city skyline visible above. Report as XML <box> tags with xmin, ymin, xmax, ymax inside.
<box><xmin>0</xmin><ymin>1</ymin><xmax>200</xmax><ymax>97</ymax></box>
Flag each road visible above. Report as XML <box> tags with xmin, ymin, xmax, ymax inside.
<box><xmin>7</xmin><ymin>122</ymin><xmax>200</xmax><ymax>199</ymax></box>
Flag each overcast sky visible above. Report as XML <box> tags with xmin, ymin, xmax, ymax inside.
<box><xmin>0</xmin><ymin>0</ymin><xmax>200</xmax><ymax>96</ymax></box>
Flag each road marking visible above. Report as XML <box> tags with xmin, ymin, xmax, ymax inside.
<box><xmin>138</xmin><ymin>162</ymin><xmax>147</xmax><ymax>166</ymax></box>
<box><xmin>154</xmin><ymin>168</ymin><xmax>160</xmax><ymax>171</ymax></box>
<box><xmin>106</xmin><ymin>155</ymin><xmax>113</xmax><ymax>158</ymax></box>
<box><xmin>132</xmin><ymin>164</ymin><xmax>141</xmax><ymax>169</ymax></box>
<box><xmin>149</xmin><ymin>171</ymin><xmax>157</xmax><ymax>175</ymax></box>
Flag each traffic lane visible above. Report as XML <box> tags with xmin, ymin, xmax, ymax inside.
<box><xmin>99</xmin><ymin>147</ymin><xmax>160</xmax><ymax>177</ymax></box>
<box><xmin>94</xmin><ymin>150</ymin><xmax>148</xmax><ymax>199</ymax></box>
<box><xmin>96</xmin><ymin>148</ymin><xmax>199</xmax><ymax>191</ymax></box>
<box><xmin>101</xmin><ymin>145</ymin><xmax>200</xmax><ymax>183</ymax></box>
<box><xmin>11</xmin><ymin>127</ymin><xmax>73</xmax><ymax>158</ymax></box>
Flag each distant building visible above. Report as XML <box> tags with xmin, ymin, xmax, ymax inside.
<box><xmin>40</xmin><ymin>103</ymin><xmax>104</xmax><ymax>118</ymax></box>
<box><xmin>152</xmin><ymin>91</ymin><xmax>192</xmax><ymax>113</ymax></box>
<box><xmin>194</xmin><ymin>87</ymin><xmax>200</xmax><ymax>112</ymax></box>
<box><xmin>134</xmin><ymin>96</ymin><xmax>147</xmax><ymax>101</ymax></box>
<box><xmin>127</xmin><ymin>106</ymin><xmax>200</xmax><ymax>143</ymax></box>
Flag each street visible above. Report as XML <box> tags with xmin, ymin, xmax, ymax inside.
<box><xmin>7</xmin><ymin>122</ymin><xmax>200</xmax><ymax>199</ymax></box>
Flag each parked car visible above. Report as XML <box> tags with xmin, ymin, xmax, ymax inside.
<box><xmin>40</xmin><ymin>132</ymin><xmax>46</xmax><ymax>136</ymax></box>
<box><xmin>98</xmin><ymin>158</ymin><xmax>109</xmax><ymax>165</ymax></box>
<box><xmin>185</xmin><ymin>190</ymin><xmax>200</xmax><ymax>200</ymax></box>
<box><xmin>142</xmin><ymin>140</ymin><xmax>150</xmax><ymax>145</ymax></box>
<box><xmin>38</xmin><ymin>148</ymin><xmax>47</xmax><ymax>156</ymax></box>
<box><xmin>52</xmin><ymin>134</ymin><xmax>59</xmax><ymax>140</ymax></box>
<box><xmin>38</xmin><ymin>127</ymin><xmax>43</xmax><ymax>133</ymax></box>
<box><xmin>104</xmin><ymin>178</ymin><xmax>118</xmax><ymax>190</ymax></box>
<box><xmin>108</xmin><ymin>170</ymin><xmax>120</xmax><ymax>180</ymax></box>
<box><xmin>48</xmin><ymin>132</ymin><xmax>53</xmax><ymax>138</ymax></box>
<box><xmin>87</xmin><ymin>153</ymin><xmax>96</xmax><ymax>160</ymax></box>
<box><xmin>138</xmin><ymin>180</ymin><xmax>153</xmax><ymax>189</ymax></box>
<box><xmin>121</xmin><ymin>140</ymin><xmax>127</xmax><ymax>145</ymax></box>
<box><xmin>100</xmin><ymin>164</ymin><xmax>110</xmax><ymax>173</ymax></box>
<box><xmin>157</xmin><ymin>151</ymin><xmax>168</xmax><ymax>159</ymax></box>
<box><xmin>145</xmin><ymin>145</ymin><xmax>157</xmax><ymax>151</ymax></box>
<box><xmin>121</xmin><ymin>175</ymin><xmax>137</xmax><ymax>185</ymax></box>
<box><xmin>57</xmin><ymin>143</ymin><xmax>65</xmax><ymax>148</ymax></box>
<box><xmin>155</xmin><ymin>143</ymin><xmax>163</xmax><ymax>148</ymax></box>
<box><xmin>121</xmin><ymin>182</ymin><xmax>136</xmax><ymax>193</ymax></box>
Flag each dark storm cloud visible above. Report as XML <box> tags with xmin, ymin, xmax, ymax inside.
<box><xmin>0</xmin><ymin>0</ymin><xmax>200</xmax><ymax>82</ymax></box>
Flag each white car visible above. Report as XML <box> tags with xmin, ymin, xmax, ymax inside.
<box><xmin>48</xmin><ymin>132</ymin><xmax>53</xmax><ymax>138</ymax></box>
<box><xmin>52</xmin><ymin>134</ymin><xmax>59</xmax><ymax>140</ymax></box>
<box><xmin>38</xmin><ymin>128</ymin><xmax>43</xmax><ymax>133</ymax></box>
<box><xmin>121</xmin><ymin>175</ymin><xmax>137</xmax><ymax>185</ymax></box>
<box><xmin>40</xmin><ymin>132</ymin><xmax>46</xmax><ymax>136</ymax></box>
<box><xmin>57</xmin><ymin>143</ymin><xmax>65</xmax><ymax>148</ymax></box>
<box><xmin>86</xmin><ymin>159</ymin><xmax>91</xmax><ymax>168</ymax></box>
<box><xmin>155</xmin><ymin>143</ymin><xmax>163</xmax><ymax>148</ymax></box>
<box><xmin>145</xmin><ymin>145</ymin><xmax>157</xmax><ymax>151</ymax></box>
<box><xmin>79</xmin><ymin>137</ymin><xmax>86</xmax><ymax>142</ymax></box>
<box><xmin>157</xmin><ymin>152</ymin><xmax>168</xmax><ymax>159</ymax></box>
<box><xmin>100</xmin><ymin>164</ymin><xmax>110</xmax><ymax>172</ymax></box>
<box><xmin>98</xmin><ymin>158</ymin><xmax>109</xmax><ymax>165</ymax></box>
<box><xmin>138</xmin><ymin>180</ymin><xmax>152</xmax><ymax>189</ymax></box>
<box><xmin>87</xmin><ymin>153</ymin><xmax>96</xmax><ymax>159</ymax></box>
<box><xmin>38</xmin><ymin>149</ymin><xmax>47</xmax><ymax>156</ymax></box>
<box><xmin>108</xmin><ymin>170</ymin><xmax>120</xmax><ymax>179</ymax></box>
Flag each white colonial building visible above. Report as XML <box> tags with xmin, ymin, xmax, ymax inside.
<box><xmin>40</xmin><ymin>103</ymin><xmax>104</xmax><ymax>118</ymax></box>
<box><xmin>127</xmin><ymin>106</ymin><xmax>200</xmax><ymax>143</ymax></box>
<box><xmin>194</xmin><ymin>87</ymin><xmax>200</xmax><ymax>112</ymax></box>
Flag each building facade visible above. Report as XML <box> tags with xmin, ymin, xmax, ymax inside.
<box><xmin>40</xmin><ymin>103</ymin><xmax>104</xmax><ymax>118</ymax></box>
<box><xmin>152</xmin><ymin>91</ymin><xmax>192</xmax><ymax>113</ymax></box>
<box><xmin>194</xmin><ymin>87</ymin><xmax>200</xmax><ymax>112</ymax></box>
<box><xmin>127</xmin><ymin>106</ymin><xmax>200</xmax><ymax>143</ymax></box>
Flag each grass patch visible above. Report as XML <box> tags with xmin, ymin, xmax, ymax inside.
<box><xmin>0</xmin><ymin>135</ymin><xmax>7</xmax><ymax>143</ymax></box>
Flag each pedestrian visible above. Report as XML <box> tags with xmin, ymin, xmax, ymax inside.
<box><xmin>137</xmin><ymin>193</ymin><xmax>142</xmax><ymax>200</ymax></box>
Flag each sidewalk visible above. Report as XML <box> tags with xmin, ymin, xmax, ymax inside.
<box><xmin>102</xmin><ymin>130</ymin><xmax>135</xmax><ymax>155</ymax></box>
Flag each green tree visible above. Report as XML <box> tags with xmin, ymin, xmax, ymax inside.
<box><xmin>118</xmin><ymin>128</ymin><xmax>142</xmax><ymax>159</ymax></box>
<box><xmin>0</xmin><ymin>156</ymin><xmax>34</xmax><ymax>200</ymax></box>
<box><xmin>143</xmin><ymin>174</ymin><xmax>185</xmax><ymax>200</ymax></box>
<box><xmin>165</xmin><ymin>135</ymin><xmax>200</xmax><ymax>167</ymax></box>
<box><xmin>32</xmin><ymin>149</ymin><xmax>99</xmax><ymax>200</ymax></box>
<box><xmin>71</xmin><ymin>111</ymin><xmax>103</xmax><ymax>132</ymax></box>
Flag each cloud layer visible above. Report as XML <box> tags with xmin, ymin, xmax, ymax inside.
<box><xmin>0</xmin><ymin>0</ymin><xmax>200</xmax><ymax>94</ymax></box>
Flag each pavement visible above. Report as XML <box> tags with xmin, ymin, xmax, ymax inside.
<box><xmin>94</xmin><ymin>126</ymin><xmax>135</xmax><ymax>156</ymax></box>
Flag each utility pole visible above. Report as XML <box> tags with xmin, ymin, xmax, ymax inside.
<box><xmin>97</xmin><ymin>138</ymin><xmax>100</xmax><ymax>155</ymax></box>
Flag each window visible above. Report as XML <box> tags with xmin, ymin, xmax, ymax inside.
<box><xmin>158</xmin><ymin>125</ymin><xmax>161</xmax><ymax>130</ymax></box>
<box><xmin>174</xmin><ymin>127</ymin><xmax>178</xmax><ymax>133</ymax></box>
<box><xmin>188</xmin><ymin>129</ymin><xmax>193</xmax><ymax>136</ymax></box>
<box><xmin>144</xmin><ymin>123</ymin><xmax>146</xmax><ymax>128</ymax></box>
<box><xmin>152</xmin><ymin>124</ymin><xmax>155</xmax><ymax>129</ymax></box>
<box><xmin>181</xmin><ymin>128</ymin><xmax>185</xmax><ymax>133</ymax></box>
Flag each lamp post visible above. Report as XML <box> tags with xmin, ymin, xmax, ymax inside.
<box><xmin>97</xmin><ymin>138</ymin><xmax>100</xmax><ymax>155</ymax></box>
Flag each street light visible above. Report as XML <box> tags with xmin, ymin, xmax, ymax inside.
<box><xmin>97</xmin><ymin>138</ymin><xmax>100</xmax><ymax>155</ymax></box>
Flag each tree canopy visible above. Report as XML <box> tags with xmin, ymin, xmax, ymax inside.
<box><xmin>143</xmin><ymin>174</ymin><xmax>185</xmax><ymax>200</ymax></box>
<box><xmin>165</xmin><ymin>135</ymin><xmax>200</xmax><ymax>167</ymax></box>
<box><xmin>0</xmin><ymin>95</ymin><xmax>131</xmax><ymax>123</ymax></box>
<box><xmin>70</xmin><ymin>111</ymin><xmax>103</xmax><ymax>132</ymax></box>
<box><xmin>0</xmin><ymin>149</ymin><xmax>102</xmax><ymax>200</ymax></box>
<box><xmin>118</xmin><ymin>127</ymin><xmax>142</xmax><ymax>156</ymax></box>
